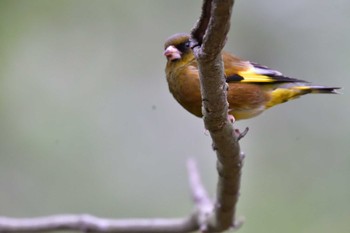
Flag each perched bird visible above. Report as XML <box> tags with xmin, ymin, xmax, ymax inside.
<box><xmin>164</xmin><ymin>33</ymin><xmax>340</xmax><ymax>121</ymax></box>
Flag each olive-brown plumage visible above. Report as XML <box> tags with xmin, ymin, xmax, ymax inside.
<box><xmin>164</xmin><ymin>33</ymin><xmax>340</xmax><ymax>120</ymax></box>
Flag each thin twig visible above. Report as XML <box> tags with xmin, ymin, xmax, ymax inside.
<box><xmin>191</xmin><ymin>0</ymin><xmax>213</xmax><ymax>47</ymax></box>
<box><xmin>187</xmin><ymin>158</ymin><xmax>213</xmax><ymax>232</ymax></box>
<box><xmin>0</xmin><ymin>214</ymin><xmax>198</xmax><ymax>233</ymax></box>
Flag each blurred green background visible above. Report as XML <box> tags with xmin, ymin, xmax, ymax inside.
<box><xmin>0</xmin><ymin>0</ymin><xmax>348</xmax><ymax>232</ymax></box>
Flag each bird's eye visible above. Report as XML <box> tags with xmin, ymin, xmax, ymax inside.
<box><xmin>177</xmin><ymin>41</ymin><xmax>191</xmax><ymax>52</ymax></box>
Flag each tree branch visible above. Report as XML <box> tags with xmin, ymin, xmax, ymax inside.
<box><xmin>0</xmin><ymin>214</ymin><xmax>198</xmax><ymax>233</ymax></box>
<box><xmin>191</xmin><ymin>0</ymin><xmax>244</xmax><ymax>232</ymax></box>
<box><xmin>191</xmin><ymin>0</ymin><xmax>212</xmax><ymax>46</ymax></box>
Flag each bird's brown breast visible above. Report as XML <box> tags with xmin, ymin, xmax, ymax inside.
<box><xmin>166</xmin><ymin>64</ymin><xmax>203</xmax><ymax>117</ymax></box>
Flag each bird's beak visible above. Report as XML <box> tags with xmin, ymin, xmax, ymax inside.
<box><xmin>164</xmin><ymin>46</ymin><xmax>181</xmax><ymax>61</ymax></box>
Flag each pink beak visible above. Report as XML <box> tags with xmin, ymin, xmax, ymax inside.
<box><xmin>164</xmin><ymin>45</ymin><xmax>181</xmax><ymax>61</ymax></box>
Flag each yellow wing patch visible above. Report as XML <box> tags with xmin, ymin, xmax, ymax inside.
<box><xmin>227</xmin><ymin>63</ymin><xmax>304</xmax><ymax>84</ymax></box>
<box><xmin>237</xmin><ymin>71</ymin><xmax>278</xmax><ymax>83</ymax></box>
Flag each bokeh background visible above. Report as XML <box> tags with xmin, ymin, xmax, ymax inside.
<box><xmin>0</xmin><ymin>0</ymin><xmax>349</xmax><ymax>232</ymax></box>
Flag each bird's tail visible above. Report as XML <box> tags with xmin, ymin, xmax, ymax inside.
<box><xmin>296</xmin><ymin>86</ymin><xmax>341</xmax><ymax>94</ymax></box>
<box><xmin>265</xmin><ymin>85</ymin><xmax>341</xmax><ymax>109</ymax></box>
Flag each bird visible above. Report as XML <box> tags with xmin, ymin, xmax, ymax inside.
<box><xmin>164</xmin><ymin>33</ymin><xmax>340</xmax><ymax>121</ymax></box>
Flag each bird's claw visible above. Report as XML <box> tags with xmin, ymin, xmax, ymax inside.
<box><xmin>227</xmin><ymin>114</ymin><xmax>236</xmax><ymax>124</ymax></box>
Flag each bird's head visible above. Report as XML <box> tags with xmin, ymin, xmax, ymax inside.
<box><xmin>163</xmin><ymin>33</ymin><xmax>194</xmax><ymax>65</ymax></box>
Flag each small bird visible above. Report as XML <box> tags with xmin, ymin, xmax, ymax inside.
<box><xmin>164</xmin><ymin>33</ymin><xmax>340</xmax><ymax>121</ymax></box>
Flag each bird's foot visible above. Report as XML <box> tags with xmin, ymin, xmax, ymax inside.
<box><xmin>227</xmin><ymin>114</ymin><xmax>236</xmax><ymax>124</ymax></box>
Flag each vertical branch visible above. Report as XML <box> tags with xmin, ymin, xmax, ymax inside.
<box><xmin>191</xmin><ymin>0</ymin><xmax>243</xmax><ymax>232</ymax></box>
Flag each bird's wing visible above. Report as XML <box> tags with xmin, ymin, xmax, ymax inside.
<box><xmin>223</xmin><ymin>52</ymin><xmax>307</xmax><ymax>84</ymax></box>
